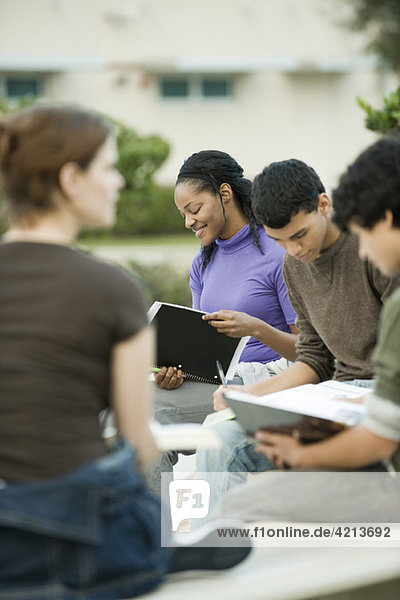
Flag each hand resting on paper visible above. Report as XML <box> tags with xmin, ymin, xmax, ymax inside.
<box><xmin>154</xmin><ymin>366</ymin><xmax>184</xmax><ymax>390</ymax></box>
<box><xmin>202</xmin><ymin>309</ymin><xmax>259</xmax><ymax>338</ymax></box>
<box><xmin>254</xmin><ymin>431</ymin><xmax>301</xmax><ymax>469</ymax></box>
<box><xmin>213</xmin><ymin>377</ymin><xmax>267</xmax><ymax>412</ymax></box>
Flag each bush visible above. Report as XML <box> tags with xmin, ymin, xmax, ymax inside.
<box><xmin>128</xmin><ymin>260</ymin><xmax>191</xmax><ymax>307</ymax></box>
<box><xmin>113</xmin><ymin>185</ymin><xmax>183</xmax><ymax>236</ymax></box>
<box><xmin>111</xmin><ymin>120</ymin><xmax>183</xmax><ymax>236</ymax></box>
<box><xmin>357</xmin><ymin>88</ymin><xmax>400</xmax><ymax>134</ymax></box>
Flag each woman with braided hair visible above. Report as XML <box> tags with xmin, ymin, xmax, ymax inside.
<box><xmin>155</xmin><ymin>150</ymin><xmax>298</xmax><ymax>391</ymax></box>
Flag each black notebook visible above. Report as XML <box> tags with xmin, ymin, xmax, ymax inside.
<box><xmin>223</xmin><ymin>381</ymin><xmax>367</xmax><ymax>442</ymax></box>
<box><xmin>148</xmin><ymin>301</ymin><xmax>249</xmax><ymax>384</ymax></box>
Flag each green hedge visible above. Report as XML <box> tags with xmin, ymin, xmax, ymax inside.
<box><xmin>128</xmin><ymin>260</ymin><xmax>191</xmax><ymax>307</ymax></box>
<box><xmin>113</xmin><ymin>185</ymin><xmax>183</xmax><ymax>236</ymax></box>
<box><xmin>110</xmin><ymin>123</ymin><xmax>182</xmax><ymax>236</ymax></box>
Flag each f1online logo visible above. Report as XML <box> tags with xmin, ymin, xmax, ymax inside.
<box><xmin>169</xmin><ymin>480</ymin><xmax>210</xmax><ymax>531</ymax></box>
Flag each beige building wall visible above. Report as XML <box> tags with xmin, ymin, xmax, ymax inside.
<box><xmin>0</xmin><ymin>0</ymin><xmax>390</xmax><ymax>191</ymax></box>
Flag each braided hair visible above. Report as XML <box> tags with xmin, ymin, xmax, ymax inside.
<box><xmin>176</xmin><ymin>150</ymin><xmax>263</xmax><ymax>268</ymax></box>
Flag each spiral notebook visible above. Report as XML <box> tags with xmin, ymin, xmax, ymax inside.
<box><xmin>148</xmin><ymin>301</ymin><xmax>249</xmax><ymax>384</ymax></box>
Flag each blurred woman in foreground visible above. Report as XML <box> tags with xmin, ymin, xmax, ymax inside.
<box><xmin>0</xmin><ymin>104</ymin><xmax>249</xmax><ymax>599</ymax></box>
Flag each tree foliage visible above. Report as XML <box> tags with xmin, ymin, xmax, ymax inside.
<box><xmin>110</xmin><ymin>119</ymin><xmax>179</xmax><ymax>236</ymax></box>
<box><xmin>128</xmin><ymin>260</ymin><xmax>191</xmax><ymax>307</ymax></box>
<box><xmin>344</xmin><ymin>0</ymin><xmax>400</xmax><ymax>71</ymax></box>
<box><xmin>357</xmin><ymin>87</ymin><xmax>400</xmax><ymax>133</ymax></box>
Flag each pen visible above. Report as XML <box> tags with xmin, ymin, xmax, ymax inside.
<box><xmin>216</xmin><ymin>360</ymin><xmax>228</xmax><ymax>388</ymax></box>
<box><xmin>150</xmin><ymin>366</ymin><xmax>187</xmax><ymax>378</ymax></box>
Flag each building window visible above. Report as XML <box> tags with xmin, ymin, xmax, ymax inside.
<box><xmin>201</xmin><ymin>78</ymin><xmax>231</xmax><ymax>98</ymax></box>
<box><xmin>159</xmin><ymin>76</ymin><xmax>233</xmax><ymax>100</ymax></box>
<box><xmin>160</xmin><ymin>78</ymin><xmax>189</xmax><ymax>98</ymax></box>
<box><xmin>1</xmin><ymin>76</ymin><xmax>43</xmax><ymax>100</ymax></box>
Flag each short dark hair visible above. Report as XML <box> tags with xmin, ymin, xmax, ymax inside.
<box><xmin>332</xmin><ymin>135</ymin><xmax>400</xmax><ymax>231</ymax></box>
<box><xmin>251</xmin><ymin>159</ymin><xmax>325</xmax><ymax>228</ymax></box>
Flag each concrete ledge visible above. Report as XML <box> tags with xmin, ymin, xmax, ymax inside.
<box><xmin>136</xmin><ymin>546</ymin><xmax>400</xmax><ymax>600</ymax></box>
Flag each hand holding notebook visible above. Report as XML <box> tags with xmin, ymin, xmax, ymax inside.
<box><xmin>148</xmin><ymin>302</ymin><xmax>249</xmax><ymax>384</ymax></box>
<box><xmin>223</xmin><ymin>380</ymin><xmax>368</xmax><ymax>443</ymax></box>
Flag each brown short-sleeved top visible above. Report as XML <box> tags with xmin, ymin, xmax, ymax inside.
<box><xmin>0</xmin><ymin>242</ymin><xmax>148</xmax><ymax>481</ymax></box>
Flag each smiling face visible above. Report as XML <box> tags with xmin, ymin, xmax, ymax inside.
<box><xmin>174</xmin><ymin>181</ymin><xmax>230</xmax><ymax>245</ymax></box>
<box><xmin>65</xmin><ymin>136</ymin><xmax>124</xmax><ymax>229</ymax></box>
<box><xmin>264</xmin><ymin>194</ymin><xmax>339</xmax><ymax>263</ymax></box>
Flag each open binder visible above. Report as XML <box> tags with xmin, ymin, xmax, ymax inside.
<box><xmin>148</xmin><ymin>301</ymin><xmax>249</xmax><ymax>384</ymax></box>
<box><xmin>223</xmin><ymin>380</ymin><xmax>368</xmax><ymax>442</ymax></box>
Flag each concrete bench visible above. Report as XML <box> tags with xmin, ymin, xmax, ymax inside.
<box><xmin>136</xmin><ymin>545</ymin><xmax>400</xmax><ymax>600</ymax></box>
<box><xmin>143</xmin><ymin>426</ymin><xmax>400</xmax><ymax>599</ymax></box>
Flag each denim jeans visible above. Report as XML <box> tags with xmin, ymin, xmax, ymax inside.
<box><xmin>148</xmin><ymin>360</ymin><xmax>291</xmax><ymax>497</ymax></box>
<box><xmin>0</xmin><ymin>442</ymin><xmax>169</xmax><ymax>600</ymax></box>
<box><xmin>149</xmin><ymin>380</ymin><xmax>219</xmax><ymax>496</ymax></box>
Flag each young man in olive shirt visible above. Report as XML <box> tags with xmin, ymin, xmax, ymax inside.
<box><xmin>331</xmin><ymin>136</ymin><xmax>400</xmax><ymax>471</ymax></box>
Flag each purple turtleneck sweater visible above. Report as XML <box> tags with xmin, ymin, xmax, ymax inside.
<box><xmin>190</xmin><ymin>225</ymin><xmax>296</xmax><ymax>364</ymax></box>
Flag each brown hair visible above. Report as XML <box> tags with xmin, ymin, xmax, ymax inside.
<box><xmin>0</xmin><ymin>103</ymin><xmax>112</xmax><ymax>224</ymax></box>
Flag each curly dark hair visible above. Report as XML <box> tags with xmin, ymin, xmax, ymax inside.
<box><xmin>332</xmin><ymin>135</ymin><xmax>400</xmax><ymax>231</ymax></box>
<box><xmin>176</xmin><ymin>150</ymin><xmax>262</xmax><ymax>268</ymax></box>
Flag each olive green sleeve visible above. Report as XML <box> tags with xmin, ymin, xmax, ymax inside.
<box><xmin>373</xmin><ymin>289</ymin><xmax>400</xmax><ymax>404</ymax></box>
